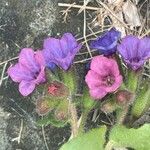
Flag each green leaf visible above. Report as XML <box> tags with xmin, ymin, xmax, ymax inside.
<box><xmin>132</xmin><ymin>85</ymin><xmax>150</xmax><ymax>117</ymax></box>
<box><xmin>109</xmin><ymin>124</ymin><xmax>150</xmax><ymax>150</ymax></box>
<box><xmin>60</xmin><ymin>126</ymin><xmax>107</xmax><ymax>150</ymax></box>
<box><xmin>37</xmin><ymin>113</ymin><xmax>68</xmax><ymax>127</ymax></box>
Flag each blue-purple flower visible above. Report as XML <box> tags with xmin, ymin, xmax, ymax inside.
<box><xmin>7</xmin><ymin>48</ymin><xmax>46</xmax><ymax>96</ymax></box>
<box><xmin>42</xmin><ymin>33</ymin><xmax>82</xmax><ymax>70</ymax></box>
<box><xmin>90</xmin><ymin>28</ymin><xmax>121</xmax><ymax>55</ymax></box>
<box><xmin>117</xmin><ymin>35</ymin><xmax>150</xmax><ymax>70</ymax></box>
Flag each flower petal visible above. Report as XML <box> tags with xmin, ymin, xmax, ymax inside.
<box><xmin>138</xmin><ymin>37</ymin><xmax>150</xmax><ymax>59</ymax></box>
<box><xmin>117</xmin><ymin>35</ymin><xmax>139</xmax><ymax>59</ymax></box>
<box><xmin>7</xmin><ymin>63</ymin><xmax>34</xmax><ymax>82</ymax></box>
<box><xmin>126</xmin><ymin>59</ymin><xmax>144</xmax><ymax>70</ymax></box>
<box><xmin>19</xmin><ymin>48</ymin><xmax>39</xmax><ymax>72</ymax></box>
<box><xmin>45</xmin><ymin>47</ymin><xmax>81</xmax><ymax>70</ymax></box>
<box><xmin>34</xmin><ymin>66</ymin><xmax>46</xmax><ymax>84</ymax></box>
<box><xmin>35</xmin><ymin>50</ymin><xmax>45</xmax><ymax>66</ymax></box>
<box><xmin>90</xmin><ymin>56</ymin><xmax>120</xmax><ymax>76</ymax></box>
<box><xmin>43</xmin><ymin>38</ymin><xmax>63</xmax><ymax>58</ymax></box>
<box><xmin>89</xmin><ymin>88</ymin><xmax>107</xmax><ymax>100</ymax></box>
<box><xmin>60</xmin><ymin>33</ymin><xmax>78</xmax><ymax>53</ymax></box>
<box><xmin>19</xmin><ymin>81</ymin><xmax>35</xmax><ymax>96</ymax></box>
<box><xmin>85</xmin><ymin>70</ymin><xmax>103</xmax><ymax>89</ymax></box>
<box><xmin>53</xmin><ymin>55</ymin><xmax>74</xmax><ymax>70</ymax></box>
<box><xmin>42</xmin><ymin>33</ymin><xmax>82</xmax><ymax>70</ymax></box>
<box><xmin>90</xmin><ymin>28</ymin><xmax>121</xmax><ymax>55</ymax></box>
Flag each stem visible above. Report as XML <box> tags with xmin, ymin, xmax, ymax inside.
<box><xmin>116</xmin><ymin>106</ymin><xmax>129</xmax><ymax>125</ymax></box>
<box><xmin>105</xmin><ymin>140</ymin><xmax>115</xmax><ymax>150</ymax></box>
<box><xmin>69</xmin><ymin>102</ymin><xmax>78</xmax><ymax>138</ymax></box>
<box><xmin>127</xmin><ymin>70</ymin><xmax>139</xmax><ymax>92</ymax></box>
<box><xmin>78</xmin><ymin>109</ymin><xmax>89</xmax><ymax>134</ymax></box>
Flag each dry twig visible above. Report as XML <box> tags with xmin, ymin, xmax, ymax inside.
<box><xmin>42</xmin><ymin>124</ymin><xmax>50</xmax><ymax>150</ymax></box>
<box><xmin>11</xmin><ymin>119</ymin><xmax>23</xmax><ymax>144</ymax></box>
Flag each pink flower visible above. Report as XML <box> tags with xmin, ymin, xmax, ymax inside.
<box><xmin>85</xmin><ymin>56</ymin><xmax>123</xmax><ymax>100</ymax></box>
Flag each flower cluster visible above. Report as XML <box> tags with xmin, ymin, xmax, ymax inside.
<box><xmin>8</xmin><ymin>28</ymin><xmax>150</xmax><ymax>101</ymax></box>
<box><xmin>85</xmin><ymin>28</ymin><xmax>150</xmax><ymax>100</ymax></box>
<box><xmin>8</xmin><ymin>33</ymin><xmax>81</xmax><ymax>96</ymax></box>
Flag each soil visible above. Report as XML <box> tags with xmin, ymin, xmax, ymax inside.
<box><xmin>0</xmin><ymin>0</ymin><xmax>83</xmax><ymax>149</ymax></box>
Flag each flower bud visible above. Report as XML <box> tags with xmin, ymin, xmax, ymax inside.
<box><xmin>54</xmin><ymin>110</ymin><xmax>68</xmax><ymax>121</ymax></box>
<box><xmin>36</xmin><ymin>98</ymin><xmax>52</xmax><ymax>116</ymax></box>
<box><xmin>116</xmin><ymin>90</ymin><xmax>135</xmax><ymax>105</ymax></box>
<box><xmin>47</xmin><ymin>81</ymin><xmax>69</xmax><ymax>98</ymax></box>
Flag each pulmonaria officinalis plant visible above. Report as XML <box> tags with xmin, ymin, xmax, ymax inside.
<box><xmin>7</xmin><ymin>29</ymin><xmax>150</xmax><ymax>150</ymax></box>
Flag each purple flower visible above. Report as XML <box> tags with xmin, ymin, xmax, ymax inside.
<box><xmin>117</xmin><ymin>35</ymin><xmax>150</xmax><ymax>70</ymax></box>
<box><xmin>85</xmin><ymin>56</ymin><xmax>122</xmax><ymax>100</ymax></box>
<box><xmin>7</xmin><ymin>48</ymin><xmax>46</xmax><ymax>96</ymax></box>
<box><xmin>42</xmin><ymin>33</ymin><xmax>82</xmax><ymax>70</ymax></box>
<box><xmin>90</xmin><ymin>28</ymin><xmax>121</xmax><ymax>55</ymax></box>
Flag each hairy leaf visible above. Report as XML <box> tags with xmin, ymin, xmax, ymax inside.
<box><xmin>109</xmin><ymin>124</ymin><xmax>150</xmax><ymax>150</ymax></box>
<box><xmin>60</xmin><ymin>126</ymin><xmax>106</xmax><ymax>150</ymax></box>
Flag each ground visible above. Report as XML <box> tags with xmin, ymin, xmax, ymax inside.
<box><xmin>0</xmin><ymin>0</ymin><xmax>83</xmax><ymax>149</ymax></box>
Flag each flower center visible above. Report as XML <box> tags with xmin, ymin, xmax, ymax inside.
<box><xmin>103</xmin><ymin>75</ymin><xmax>115</xmax><ymax>86</ymax></box>
<box><xmin>130</xmin><ymin>57</ymin><xmax>140</xmax><ymax>63</ymax></box>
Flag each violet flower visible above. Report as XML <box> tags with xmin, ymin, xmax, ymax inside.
<box><xmin>117</xmin><ymin>35</ymin><xmax>150</xmax><ymax>70</ymax></box>
<box><xmin>7</xmin><ymin>48</ymin><xmax>46</xmax><ymax>96</ymax></box>
<box><xmin>90</xmin><ymin>28</ymin><xmax>121</xmax><ymax>55</ymax></box>
<box><xmin>42</xmin><ymin>33</ymin><xmax>82</xmax><ymax>70</ymax></box>
<box><xmin>85</xmin><ymin>56</ymin><xmax>122</xmax><ymax>100</ymax></box>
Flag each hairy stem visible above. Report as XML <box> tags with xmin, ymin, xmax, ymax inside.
<box><xmin>69</xmin><ymin>102</ymin><xmax>78</xmax><ymax>138</ymax></box>
<box><xmin>116</xmin><ymin>106</ymin><xmax>129</xmax><ymax>125</ymax></box>
<box><xmin>78</xmin><ymin>109</ymin><xmax>89</xmax><ymax>134</ymax></box>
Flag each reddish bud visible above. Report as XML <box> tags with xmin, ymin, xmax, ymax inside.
<box><xmin>116</xmin><ymin>90</ymin><xmax>134</xmax><ymax>105</ymax></box>
<box><xmin>47</xmin><ymin>81</ymin><xmax>69</xmax><ymax>97</ymax></box>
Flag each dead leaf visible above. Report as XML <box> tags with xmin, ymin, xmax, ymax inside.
<box><xmin>112</xmin><ymin>11</ymin><xmax>126</xmax><ymax>37</ymax></box>
<box><xmin>122</xmin><ymin>0</ymin><xmax>141</xmax><ymax>28</ymax></box>
<box><xmin>108</xmin><ymin>0</ymin><xmax>124</xmax><ymax>7</ymax></box>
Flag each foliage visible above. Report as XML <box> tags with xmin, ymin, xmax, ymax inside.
<box><xmin>109</xmin><ymin>124</ymin><xmax>150</xmax><ymax>150</ymax></box>
<box><xmin>60</xmin><ymin>126</ymin><xmax>106</xmax><ymax>150</ymax></box>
